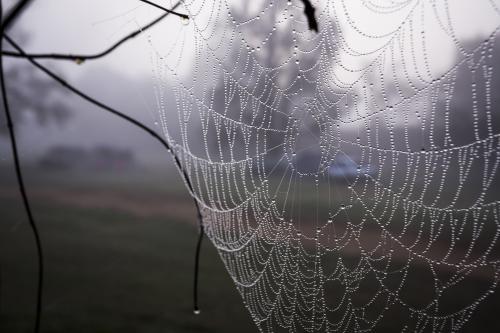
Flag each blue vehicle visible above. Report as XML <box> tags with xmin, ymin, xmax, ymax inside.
<box><xmin>328</xmin><ymin>155</ymin><xmax>375</xmax><ymax>180</ymax></box>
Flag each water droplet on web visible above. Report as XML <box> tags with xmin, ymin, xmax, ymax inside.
<box><xmin>181</xmin><ymin>16</ymin><xmax>190</xmax><ymax>25</ymax></box>
<box><xmin>146</xmin><ymin>2</ymin><xmax>500</xmax><ymax>329</ymax></box>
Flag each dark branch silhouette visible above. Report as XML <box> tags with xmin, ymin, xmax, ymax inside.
<box><xmin>1</xmin><ymin>0</ymin><xmax>202</xmax><ymax>326</ymax></box>
<box><xmin>138</xmin><ymin>0</ymin><xmax>188</xmax><ymax>19</ymax></box>
<box><xmin>2</xmin><ymin>1</ymin><xmax>183</xmax><ymax>62</ymax></box>
<box><xmin>1</xmin><ymin>0</ymin><xmax>33</xmax><ymax>31</ymax></box>
<box><xmin>0</xmin><ymin>0</ymin><xmax>316</xmax><ymax>327</ymax></box>
<box><xmin>4</xmin><ymin>32</ymin><xmax>206</xmax><ymax>316</ymax></box>
<box><xmin>193</xmin><ymin>208</ymin><xmax>204</xmax><ymax>314</ymax></box>
<box><xmin>4</xmin><ymin>36</ymin><xmax>197</xmax><ymax>203</ymax></box>
<box><xmin>2</xmin><ymin>1</ymin><xmax>316</xmax><ymax>63</ymax></box>
<box><xmin>0</xmin><ymin>3</ymin><xmax>44</xmax><ymax>333</ymax></box>
<box><xmin>299</xmin><ymin>0</ymin><xmax>318</xmax><ymax>32</ymax></box>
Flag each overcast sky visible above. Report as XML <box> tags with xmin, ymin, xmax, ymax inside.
<box><xmin>1</xmin><ymin>0</ymin><xmax>499</xmax><ymax>165</ymax></box>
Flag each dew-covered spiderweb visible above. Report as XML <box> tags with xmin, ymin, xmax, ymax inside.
<box><xmin>149</xmin><ymin>0</ymin><xmax>500</xmax><ymax>331</ymax></box>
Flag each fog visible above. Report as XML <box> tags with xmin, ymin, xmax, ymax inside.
<box><xmin>1</xmin><ymin>1</ymin><xmax>500</xmax><ymax>332</ymax></box>
<box><xmin>1</xmin><ymin>0</ymin><xmax>498</xmax><ymax>168</ymax></box>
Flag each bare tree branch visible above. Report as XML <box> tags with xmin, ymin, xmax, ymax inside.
<box><xmin>0</xmin><ymin>3</ymin><xmax>43</xmax><ymax>333</ymax></box>
<box><xmin>4</xmin><ymin>33</ymin><xmax>206</xmax><ymax>315</ymax></box>
<box><xmin>4</xmin><ymin>33</ymin><xmax>202</xmax><ymax>218</ymax></box>
<box><xmin>1</xmin><ymin>0</ymin><xmax>187</xmax><ymax>33</ymax></box>
<box><xmin>138</xmin><ymin>0</ymin><xmax>188</xmax><ymax>19</ymax></box>
<box><xmin>2</xmin><ymin>0</ymin><xmax>183</xmax><ymax>63</ymax></box>
<box><xmin>1</xmin><ymin>0</ymin><xmax>33</xmax><ymax>31</ymax></box>
<box><xmin>299</xmin><ymin>0</ymin><xmax>318</xmax><ymax>32</ymax></box>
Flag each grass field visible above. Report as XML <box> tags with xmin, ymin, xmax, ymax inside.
<box><xmin>1</xmin><ymin>165</ymin><xmax>500</xmax><ymax>332</ymax></box>
<box><xmin>0</xmin><ymin>166</ymin><xmax>255</xmax><ymax>333</ymax></box>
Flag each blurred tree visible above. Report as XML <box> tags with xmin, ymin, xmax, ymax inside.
<box><xmin>0</xmin><ymin>60</ymin><xmax>70</xmax><ymax>136</ymax></box>
<box><xmin>205</xmin><ymin>2</ymin><xmax>328</xmax><ymax>161</ymax></box>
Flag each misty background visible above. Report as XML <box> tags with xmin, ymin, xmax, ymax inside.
<box><xmin>1</xmin><ymin>0</ymin><xmax>500</xmax><ymax>332</ymax></box>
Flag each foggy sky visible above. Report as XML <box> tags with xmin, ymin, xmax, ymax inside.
<box><xmin>1</xmin><ymin>0</ymin><xmax>498</xmax><ymax>166</ymax></box>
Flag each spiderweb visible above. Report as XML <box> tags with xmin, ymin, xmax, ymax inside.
<box><xmin>149</xmin><ymin>0</ymin><xmax>500</xmax><ymax>331</ymax></box>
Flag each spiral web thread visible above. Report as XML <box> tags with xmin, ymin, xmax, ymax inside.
<box><xmin>150</xmin><ymin>0</ymin><xmax>500</xmax><ymax>331</ymax></box>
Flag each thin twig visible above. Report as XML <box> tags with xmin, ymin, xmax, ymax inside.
<box><xmin>0</xmin><ymin>4</ymin><xmax>43</xmax><ymax>333</ymax></box>
<box><xmin>2</xmin><ymin>1</ymin><xmax>185</xmax><ymax>62</ymax></box>
<box><xmin>1</xmin><ymin>0</ymin><xmax>33</xmax><ymax>31</ymax></box>
<box><xmin>2</xmin><ymin>0</ymin><xmax>198</xmax><ymax>318</ymax></box>
<box><xmin>4</xmin><ymin>34</ymin><xmax>205</xmax><ymax>313</ymax></box>
<box><xmin>299</xmin><ymin>0</ymin><xmax>318</xmax><ymax>32</ymax></box>
<box><xmin>193</xmin><ymin>210</ymin><xmax>204</xmax><ymax>314</ymax></box>
<box><xmin>1</xmin><ymin>0</ymin><xmax>186</xmax><ymax>32</ymax></box>
<box><xmin>138</xmin><ymin>0</ymin><xmax>188</xmax><ymax>19</ymax></box>
<box><xmin>4</xmin><ymin>34</ymin><xmax>201</xmax><ymax>216</ymax></box>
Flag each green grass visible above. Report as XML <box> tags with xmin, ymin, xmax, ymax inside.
<box><xmin>0</xmin><ymin>167</ymin><xmax>256</xmax><ymax>333</ymax></box>
<box><xmin>1</xmin><ymin>166</ymin><xmax>500</xmax><ymax>332</ymax></box>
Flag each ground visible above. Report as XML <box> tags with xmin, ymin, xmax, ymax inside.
<box><xmin>0</xmin><ymin>166</ymin><xmax>255</xmax><ymax>333</ymax></box>
<box><xmin>0</xmin><ymin>165</ymin><xmax>499</xmax><ymax>332</ymax></box>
